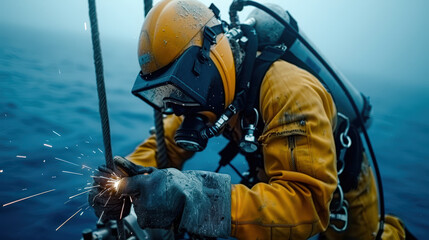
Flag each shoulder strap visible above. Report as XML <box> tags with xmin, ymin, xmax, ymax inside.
<box><xmin>215</xmin><ymin>46</ymin><xmax>285</xmax><ymax>187</ymax></box>
<box><xmin>245</xmin><ymin>45</ymin><xmax>286</xmax><ymax>112</ymax></box>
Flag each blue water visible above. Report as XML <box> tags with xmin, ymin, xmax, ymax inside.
<box><xmin>0</xmin><ymin>25</ymin><xmax>428</xmax><ymax>239</ymax></box>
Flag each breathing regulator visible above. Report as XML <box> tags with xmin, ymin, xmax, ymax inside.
<box><xmin>172</xmin><ymin>2</ymin><xmax>262</xmax><ymax>154</ymax></box>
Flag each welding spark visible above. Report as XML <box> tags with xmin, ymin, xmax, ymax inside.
<box><xmin>56</xmin><ymin>208</ymin><xmax>82</xmax><ymax>231</ymax></box>
<box><xmin>2</xmin><ymin>189</ymin><xmax>56</xmax><ymax>207</ymax></box>
<box><xmin>98</xmin><ymin>188</ymin><xmax>111</xmax><ymax>197</ymax></box>
<box><xmin>104</xmin><ymin>195</ymin><xmax>112</xmax><ymax>207</ymax></box>
<box><xmin>78</xmin><ymin>202</ymin><xmax>89</xmax><ymax>209</ymax></box>
<box><xmin>98</xmin><ymin>211</ymin><xmax>105</xmax><ymax>224</ymax></box>
<box><xmin>97</xmin><ymin>148</ymin><xmax>103</xmax><ymax>153</ymax></box>
<box><xmin>52</xmin><ymin>130</ymin><xmax>61</xmax><ymax>136</ymax></box>
<box><xmin>93</xmin><ymin>189</ymin><xmax>107</xmax><ymax>202</ymax></box>
<box><xmin>54</xmin><ymin>157</ymin><xmax>79</xmax><ymax>167</ymax></box>
<box><xmin>82</xmin><ymin>165</ymin><xmax>92</xmax><ymax>170</ymax></box>
<box><xmin>16</xmin><ymin>155</ymin><xmax>26</xmax><ymax>159</ymax></box>
<box><xmin>68</xmin><ymin>190</ymin><xmax>91</xmax><ymax>199</ymax></box>
<box><xmin>113</xmin><ymin>179</ymin><xmax>121</xmax><ymax>191</ymax></box>
<box><xmin>84</xmin><ymin>22</ymin><xmax>87</xmax><ymax>31</ymax></box>
<box><xmin>43</xmin><ymin>143</ymin><xmax>53</xmax><ymax>148</ymax></box>
<box><xmin>93</xmin><ymin>187</ymin><xmax>114</xmax><ymax>202</ymax></box>
<box><xmin>120</xmin><ymin>198</ymin><xmax>126</xmax><ymax>219</ymax></box>
<box><xmin>83</xmin><ymin>185</ymin><xmax>100</xmax><ymax>190</ymax></box>
<box><xmin>62</xmin><ymin>170</ymin><xmax>83</xmax><ymax>176</ymax></box>
<box><xmin>91</xmin><ymin>175</ymin><xmax>113</xmax><ymax>181</ymax></box>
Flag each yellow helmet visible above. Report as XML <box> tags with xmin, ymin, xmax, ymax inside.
<box><xmin>133</xmin><ymin>0</ymin><xmax>236</xmax><ymax>117</ymax></box>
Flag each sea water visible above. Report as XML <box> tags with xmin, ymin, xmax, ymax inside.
<box><xmin>0</xmin><ymin>24</ymin><xmax>428</xmax><ymax>239</ymax></box>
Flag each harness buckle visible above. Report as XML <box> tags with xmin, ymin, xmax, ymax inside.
<box><xmin>203</xmin><ymin>26</ymin><xmax>217</xmax><ymax>45</ymax></box>
<box><xmin>330</xmin><ymin>200</ymin><xmax>349</xmax><ymax>232</ymax></box>
<box><xmin>330</xmin><ymin>184</ymin><xmax>345</xmax><ymax>212</ymax></box>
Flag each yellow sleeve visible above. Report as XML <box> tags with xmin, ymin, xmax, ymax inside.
<box><xmin>126</xmin><ymin>114</ymin><xmax>194</xmax><ymax>169</ymax></box>
<box><xmin>231</xmin><ymin>60</ymin><xmax>338</xmax><ymax>239</ymax></box>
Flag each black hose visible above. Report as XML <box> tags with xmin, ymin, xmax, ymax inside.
<box><xmin>238</xmin><ymin>1</ymin><xmax>385</xmax><ymax>238</ymax></box>
<box><xmin>200</xmin><ymin>24</ymin><xmax>258</xmax><ymax>141</ymax></box>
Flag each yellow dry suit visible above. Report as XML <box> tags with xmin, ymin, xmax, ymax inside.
<box><xmin>128</xmin><ymin>59</ymin><xmax>405</xmax><ymax>239</ymax></box>
<box><xmin>127</xmin><ymin>0</ymin><xmax>405</xmax><ymax>238</ymax></box>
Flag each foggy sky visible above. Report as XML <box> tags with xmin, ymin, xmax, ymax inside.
<box><xmin>1</xmin><ymin>0</ymin><xmax>428</xmax><ymax>85</ymax></box>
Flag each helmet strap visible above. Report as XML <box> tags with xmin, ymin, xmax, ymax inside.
<box><xmin>193</xmin><ymin>25</ymin><xmax>225</xmax><ymax>76</ymax></box>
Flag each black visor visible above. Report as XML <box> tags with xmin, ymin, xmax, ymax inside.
<box><xmin>132</xmin><ymin>46</ymin><xmax>226</xmax><ymax>116</ymax></box>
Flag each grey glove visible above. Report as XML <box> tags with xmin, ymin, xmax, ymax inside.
<box><xmin>88</xmin><ymin>156</ymin><xmax>132</xmax><ymax>221</ymax></box>
<box><xmin>116</xmin><ymin>163</ymin><xmax>231</xmax><ymax>238</ymax></box>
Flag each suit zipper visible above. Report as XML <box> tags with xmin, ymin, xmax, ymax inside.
<box><xmin>288</xmin><ymin>136</ymin><xmax>297</xmax><ymax>171</ymax></box>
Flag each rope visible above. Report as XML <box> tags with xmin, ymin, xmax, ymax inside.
<box><xmin>154</xmin><ymin>110</ymin><xmax>169</xmax><ymax>168</ymax></box>
<box><xmin>88</xmin><ymin>0</ymin><xmax>113</xmax><ymax>169</ymax></box>
<box><xmin>88</xmin><ymin>1</ymin><xmax>126</xmax><ymax>239</ymax></box>
<box><xmin>140</xmin><ymin>0</ymin><xmax>169</xmax><ymax>169</ymax></box>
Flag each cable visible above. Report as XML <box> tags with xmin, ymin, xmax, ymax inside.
<box><xmin>88</xmin><ymin>0</ymin><xmax>126</xmax><ymax>239</ymax></box>
<box><xmin>139</xmin><ymin>0</ymin><xmax>169</xmax><ymax>169</ymax></box>
<box><xmin>88</xmin><ymin>0</ymin><xmax>113</xmax><ymax>169</ymax></box>
<box><xmin>154</xmin><ymin>110</ymin><xmax>169</xmax><ymax>168</ymax></box>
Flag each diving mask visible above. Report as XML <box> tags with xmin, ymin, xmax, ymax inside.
<box><xmin>132</xmin><ymin>46</ymin><xmax>226</xmax><ymax>117</ymax></box>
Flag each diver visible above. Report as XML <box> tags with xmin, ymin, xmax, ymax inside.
<box><xmin>88</xmin><ymin>0</ymin><xmax>409</xmax><ymax>239</ymax></box>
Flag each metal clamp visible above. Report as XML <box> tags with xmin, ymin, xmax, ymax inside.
<box><xmin>338</xmin><ymin>113</ymin><xmax>352</xmax><ymax>148</ymax></box>
<box><xmin>337</xmin><ymin>113</ymin><xmax>352</xmax><ymax>175</ymax></box>
<box><xmin>337</xmin><ymin>148</ymin><xmax>346</xmax><ymax>175</ymax></box>
<box><xmin>331</xmin><ymin>183</ymin><xmax>345</xmax><ymax>212</ymax></box>
<box><xmin>240</xmin><ymin>108</ymin><xmax>259</xmax><ymax>129</ymax></box>
<box><xmin>330</xmin><ymin>200</ymin><xmax>349</xmax><ymax>232</ymax></box>
<box><xmin>239</xmin><ymin>108</ymin><xmax>260</xmax><ymax>153</ymax></box>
